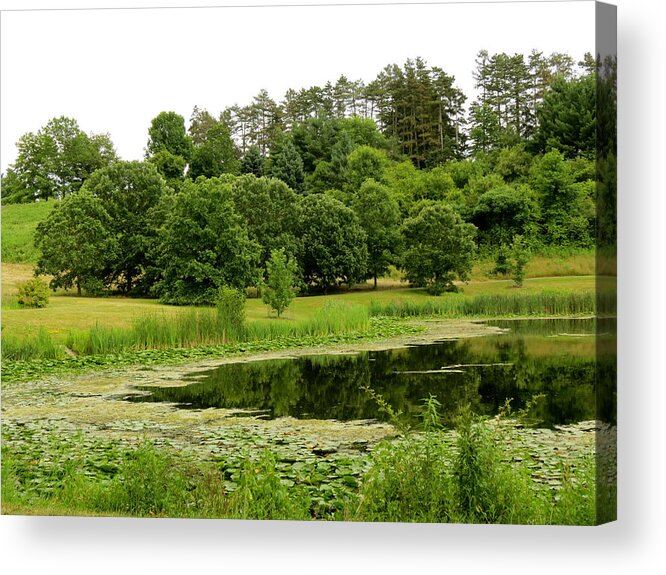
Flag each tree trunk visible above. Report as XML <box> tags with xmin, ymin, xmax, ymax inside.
<box><xmin>77</xmin><ymin>281</ymin><xmax>81</xmax><ymax>296</ymax></box>
<box><xmin>374</xmin><ymin>275</ymin><xmax>378</xmax><ymax>290</ymax></box>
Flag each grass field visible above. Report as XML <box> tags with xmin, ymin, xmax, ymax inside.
<box><xmin>1</xmin><ymin>201</ymin><xmax>55</xmax><ymax>264</ymax></box>
<box><xmin>2</xmin><ymin>260</ymin><xmax>597</xmax><ymax>343</ymax></box>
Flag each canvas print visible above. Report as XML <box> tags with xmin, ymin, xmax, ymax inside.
<box><xmin>0</xmin><ymin>1</ymin><xmax>616</xmax><ymax>524</ymax></box>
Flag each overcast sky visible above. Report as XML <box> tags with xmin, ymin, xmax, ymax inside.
<box><xmin>0</xmin><ymin>1</ymin><xmax>595</xmax><ymax>173</ymax></box>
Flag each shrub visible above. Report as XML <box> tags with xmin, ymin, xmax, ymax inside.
<box><xmin>511</xmin><ymin>235</ymin><xmax>531</xmax><ymax>287</ymax></box>
<box><xmin>216</xmin><ymin>286</ymin><xmax>247</xmax><ymax>341</ymax></box>
<box><xmin>16</xmin><ymin>277</ymin><xmax>50</xmax><ymax>308</ymax></box>
<box><xmin>491</xmin><ymin>244</ymin><xmax>513</xmax><ymax>277</ymax></box>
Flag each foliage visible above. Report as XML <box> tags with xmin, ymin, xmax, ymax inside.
<box><xmin>491</xmin><ymin>244</ymin><xmax>513</xmax><ymax>277</ymax></box>
<box><xmin>80</xmin><ymin>160</ymin><xmax>170</xmax><ymax>293</ymax></box>
<box><xmin>534</xmin><ymin>74</ymin><xmax>596</xmax><ymax>158</ymax></box>
<box><xmin>225</xmin><ymin>451</ymin><xmax>311</xmax><ymax>520</ymax></box>
<box><xmin>370</xmin><ymin>57</ymin><xmax>465</xmax><ymax>167</ymax></box>
<box><xmin>351</xmin><ymin>179</ymin><xmax>402</xmax><ymax>287</ymax></box>
<box><xmin>2</xmin><ymin>116</ymin><xmax>117</xmax><ymax>203</ymax></box>
<box><xmin>297</xmin><ymin>194</ymin><xmax>368</xmax><ymax>291</ymax></box>
<box><xmin>216</xmin><ymin>286</ymin><xmax>247</xmax><ymax>341</ymax></box>
<box><xmin>34</xmin><ymin>191</ymin><xmax>118</xmax><ymax>295</ymax></box>
<box><xmin>401</xmin><ymin>203</ymin><xmax>477</xmax><ymax>294</ymax></box>
<box><xmin>145</xmin><ymin>111</ymin><xmax>193</xmax><ymax>162</ymax></box>
<box><xmin>346</xmin><ymin>145</ymin><xmax>389</xmax><ymax>192</ymax></box>
<box><xmin>230</xmin><ymin>174</ymin><xmax>301</xmax><ymax>268</ymax></box>
<box><xmin>472</xmin><ymin>184</ymin><xmax>538</xmax><ymax>247</ymax></box>
<box><xmin>153</xmin><ymin>177</ymin><xmax>260</xmax><ymax>305</ymax></box>
<box><xmin>16</xmin><ymin>277</ymin><xmax>50</xmax><ymax>308</ymax></box>
<box><xmin>189</xmin><ymin>121</ymin><xmax>240</xmax><ymax>179</ymax></box>
<box><xmin>511</xmin><ymin>235</ymin><xmax>531</xmax><ymax>287</ymax></box>
<box><xmin>529</xmin><ymin>150</ymin><xmax>593</xmax><ymax>247</ymax></box>
<box><xmin>266</xmin><ymin>134</ymin><xmax>305</xmax><ymax>193</ymax></box>
<box><xmin>147</xmin><ymin>149</ymin><xmax>187</xmax><ymax>182</ymax></box>
<box><xmin>239</xmin><ymin>145</ymin><xmax>264</xmax><ymax>177</ymax></box>
<box><xmin>262</xmin><ymin>249</ymin><xmax>298</xmax><ymax>317</ymax></box>
<box><xmin>348</xmin><ymin>396</ymin><xmax>595</xmax><ymax>524</ymax></box>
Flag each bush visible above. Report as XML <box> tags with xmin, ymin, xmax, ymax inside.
<box><xmin>216</xmin><ymin>286</ymin><xmax>247</xmax><ymax>341</ymax></box>
<box><xmin>16</xmin><ymin>278</ymin><xmax>50</xmax><ymax>308</ymax></box>
<box><xmin>491</xmin><ymin>244</ymin><xmax>513</xmax><ymax>277</ymax></box>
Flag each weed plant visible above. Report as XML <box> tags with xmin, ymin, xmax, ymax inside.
<box><xmin>2</xmin><ymin>403</ymin><xmax>598</xmax><ymax>524</ymax></box>
<box><xmin>345</xmin><ymin>395</ymin><xmax>597</xmax><ymax>525</ymax></box>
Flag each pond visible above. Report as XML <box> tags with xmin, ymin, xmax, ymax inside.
<box><xmin>127</xmin><ymin>318</ymin><xmax>616</xmax><ymax>429</ymax></box>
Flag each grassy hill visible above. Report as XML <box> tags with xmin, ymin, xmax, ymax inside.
<box><xmin>1</xmin><ymin>201</ymin><xmax>56</xmax><ymax>264</ymax></box>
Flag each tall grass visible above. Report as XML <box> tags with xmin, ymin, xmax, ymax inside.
<box><xmin>369</xmin><ymin>290</ymin><xmax>602</xmax><ymax>318</ymax></box>
<box><xmin>62</xmin><ymin>302</ymin><xmax>370</xmax><ymax>357</ymax></box>
<box><xmin>247</xmin><ymin>302</ymin><xmax>369</xmax><ymax>340</ymax></box>
<box><xmin>1</xmin><ymin>328</ymin><xmax>64</xmax><ymax>360</ymax></box>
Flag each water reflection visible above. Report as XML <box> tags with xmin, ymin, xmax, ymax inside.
<box><xmin>128</xmin><ymin>318</ymin><xmax>613</xmax><ymax>428</ymax></box>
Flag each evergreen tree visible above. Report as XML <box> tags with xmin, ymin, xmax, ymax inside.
<box><xmin>240</xmin><ymin>145</ymin><xmax>265</xmax><ymax>177</ymax></box>
<box><xmin>266</xmin><ymin>135</ymin><xmax>305</xmax><ymax>193</ymax></box>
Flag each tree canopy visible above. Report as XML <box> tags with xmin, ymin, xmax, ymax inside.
<box><xmin>298</xmin><ymin>194</ymin><xmax>368</xmax><ymax>291</ymax></box>
<box><xmin>2</xmin><ymin>117</ymin><xmax>117</xmax><ymax>203</ymax></box>
<box><xmin>153</xmin><ymin>177</ymin><xmax>260</xmax><ymax>305</ymax></box>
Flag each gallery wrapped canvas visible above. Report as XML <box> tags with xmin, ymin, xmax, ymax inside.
<box><xmin>1</xmin><ymin>1</ymin><xmax>616</xmax><ymax>525</ymax></box>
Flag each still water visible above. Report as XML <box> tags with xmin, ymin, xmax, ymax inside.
<box><xmin>128</xmin><ymin>318</ymin><xmax>615</xmax><ymax>428</ymax></box>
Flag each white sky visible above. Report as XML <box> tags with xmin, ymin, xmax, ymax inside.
<box><xmin>0</xmin><ymin>0</ymin><xmax>595</xmax><ymax>173</ymax></box>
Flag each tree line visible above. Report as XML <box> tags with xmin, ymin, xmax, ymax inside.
<box><xmin>1</xmin><ymin>50</ymin><xmax>616</xmax><ymax>302</ymax></box>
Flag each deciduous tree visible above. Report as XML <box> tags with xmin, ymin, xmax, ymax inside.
<box><xmin>81</xmin><ymin>161</ymin><xmax>169</xmax><ymax>293</ymax></box>
<box><xmin>35</xmin><ymin>191</ymin><xmax>118</xmax><ymax>295</ymax></box>
<box><xmin>401</xmin><ymin>203</ymin><xmax>477</xmax><ymax>294</ymax></box>
<box><xmin>154</xmin><ymin>177</ymin><xmax>260</xmax><ymax>305</ymax></box>
<box><xmin>262</xmin><ymin>249</ymin><xmax>298</xmax><ymax>317</ymax></box>
<box><xmin>298</xmin><ymin>194</ymin><xmax>367</xmax><ymax>291</ymax></box>
<box><xmin>352</xmin><ymin>179</ymin><xmax>402</xmax><ymax>288</ymax></box>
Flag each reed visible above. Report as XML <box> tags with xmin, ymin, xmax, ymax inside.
<box><xmin>1</xmin><ymin>328</ymin><xmax>63</xmax><ymax>360</ymax></box>
<box><xmin>369</xmin><ymin>290</ymin><xmax>601</xmax><ymax>318</ymax></box>
<box><xmin>60</xmin><ymin>302</ymin><xmax>370</xmax><ymax>357</ymax></box>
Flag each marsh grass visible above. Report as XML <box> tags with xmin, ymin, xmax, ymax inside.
<box><xmin>369</xmin><ymin>290</ymin><xmax>601</xmax><ymax>318</ymax></box>
<box><xmin>1</xmin><ymin>327</ymin><xmax>64</xmax><ymax>360</ymax></box>
<box><xmin>58</xmin><ymin>302</ymin><xmax>370</xmax><ymax>358</ymax></box>
<box><xmin>2</xmin><ymin>442</ymin><xmax>310</xmax><ymax>520</ymax></box>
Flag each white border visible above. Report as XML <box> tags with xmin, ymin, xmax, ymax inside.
<box><xmin>2</xmin><ymin>1</ymin><xmax>665</xmax><ymax>574</ymax></box>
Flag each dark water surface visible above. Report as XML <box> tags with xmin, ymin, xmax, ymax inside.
<box><xmin>128</xmin><ymin>318</ymin><xmax>614</xmax><ymax>428</ymax></box>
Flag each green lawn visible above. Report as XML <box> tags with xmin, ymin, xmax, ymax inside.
<box><xmin>1</xmin><ymin>201</ymin><xmax>56</xmax><ymax>264</ymax></box>
<box><xmin>2</xmin><ymin>270</ymin><xmax>596</xmax><ymax>342</ymax></box>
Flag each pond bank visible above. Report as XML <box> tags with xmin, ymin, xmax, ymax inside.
<box><xmin>2</xmin><ymin>317</ymin><xmax>598</xmax><ymax>508</ymax></box>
